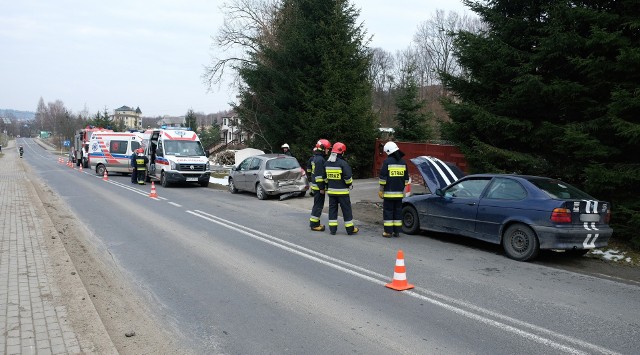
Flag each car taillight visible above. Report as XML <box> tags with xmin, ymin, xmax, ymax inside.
<box><xmin>605</xmin><ymin>209</ymin><xmax>611</xmax><ymax>224</ymax></box>
<box><xmin>551</xmin><ymin>208</ymin><xmax>572</xmax><ymax>223</ymax></box>
<box><xmin>301</xmin><ymin>168</ymin><xmax>306</xmax><ymax>176</ymax></box>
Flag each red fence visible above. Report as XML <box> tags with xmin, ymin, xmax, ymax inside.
<box><xmin>372</xmin><ymin>139</ymin><xmax>467</xmax><ymax>185</ymax></box>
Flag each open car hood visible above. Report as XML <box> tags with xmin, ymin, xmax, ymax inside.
<box><xmin>410</xmin><ymin>156</ymin><xmax>465</xmax><ymax>193</ymax></box>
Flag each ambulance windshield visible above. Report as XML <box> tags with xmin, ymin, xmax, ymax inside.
<box><xmin>164</xmin><ymin>141</ymin><xmax>205</xmax><ymax>156</ymax></box>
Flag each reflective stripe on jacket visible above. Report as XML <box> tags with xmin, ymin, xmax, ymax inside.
<box><xmin>379</xmin><ymin>157</ymin><xmax>409</xmax><ymax>199</ymax></box>
<box><xmin>325</xmin><ymin>156</ymin><xmax>353</xmax><ymax>196</ymax></box>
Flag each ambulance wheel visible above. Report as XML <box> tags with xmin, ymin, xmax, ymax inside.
<box><xmin>161</xmin><ymin>172</ymin><xmax>170</xmax><ymax>187</ymax></box>
<box><xmin>96</xmin><ymin>164</ymin><xmax>106</xmax><ymax>176</ymax></box>
<box><xmin>256</xmin><ymin>183</ymin><xmax>268</xmax><ymax>200</ymax></box>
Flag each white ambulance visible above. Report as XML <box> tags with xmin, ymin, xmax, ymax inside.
<box><xmin>88</xmin><ymin>131</ymin><xmax>144</xmax><ymax>176</ymax></box>
<box><xmin>142</xmin><ymin>128</ymin><xmax>211</xmax><ymax>187</ymax></box>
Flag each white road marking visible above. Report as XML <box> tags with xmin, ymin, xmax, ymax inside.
<box><xmin>168</xmin><ymin>202</ymin><xmax>182</xmax><ymax>207</ymax></box>
<box><xmin>187</xmin><ymin>209</ymin><xmax>619</xmax><ymax>355</ymax></box>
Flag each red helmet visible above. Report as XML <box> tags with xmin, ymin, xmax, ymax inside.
<box><xmin>136</xmin><ymin>148</ymin><xmax>144</xmax><ymax>153</ymax></box>
<box><xmin>316</xmin><ymin>139</ymin><xmax>331</xmax><ymax>150</ymax></box>
<box><xmin>331</xmin><ymin>142</ymin><xmax>346</xmax><ymax>154</ymax></box>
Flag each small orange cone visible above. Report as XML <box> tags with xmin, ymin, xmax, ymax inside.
<box><xmin>79</xmin><ymin>164</ymin><xmax>83</xmax><ymax>172</ymax></box>
<box><xmin>103</xmin><ymin>169</ymin><xmax>108</xmax><ymax>181</ymax></box>
<box><xmin>385</xmin><ymin>250</ymin><xmax>414</xmax><ymax>291</ymax></box>
<box><xmin>149</xmin><ymin>181</ymin><xmax>158</xmax><ymax>198</ymax></box>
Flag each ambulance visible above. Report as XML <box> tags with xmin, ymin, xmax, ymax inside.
<box><xmin>142</xmin><ymin>127</ymin><xmax>211</xmax><ymax>187</ymax></box>
<box><xmin>74</xmin><ymin>127</ymin><xmax>112</xmax><ymax>168</ymax></box>
<box><xmin>88</xmin><ymin>131</ymin><xmax>144</xmax><ymax>176</ymax></box>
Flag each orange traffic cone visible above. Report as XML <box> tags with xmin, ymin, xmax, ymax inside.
<box><xmin>58</xmin><ymin>157</ymin><xmax>63</xmax><ymax>164</ymax></box>
<box><xmin>149</xmin><ymin>182</ymin><xmax>158</xmax><ymax>198</ymax></box>
<box><xmin>103</xmin><ymin>169</ymin><xmax>108</xmax><ymax>181</ymax></box>
<box><xmin>385</xmin><ymin>250</ymin><xmax>415</xmax><ymax>291</ymax></box>
<box><xmin>79</xmin><ymin>164</ymin><xmax>83</xmax><ymax>172</ymax></box>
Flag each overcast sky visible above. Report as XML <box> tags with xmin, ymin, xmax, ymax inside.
<box><xmin>0</xmin><ymin>0</ymin><xmax>469</xmax><ymax>117</ymax></box>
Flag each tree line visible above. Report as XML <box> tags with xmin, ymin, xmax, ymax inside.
<box><xmin>205</xmin><ymin>0</ymin><xmax>639</xmax><ymax>248</ymax></box>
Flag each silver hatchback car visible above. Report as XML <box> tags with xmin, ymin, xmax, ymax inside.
<box><xmin>228</xmin><ymin>154</ymin><xmax>309</xmax><ymax>199</ymax></box>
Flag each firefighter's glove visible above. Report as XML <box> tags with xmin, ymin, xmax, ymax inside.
<box><xmin>320</xmin><ymin>189</ymin><xmax>325</xmax><ymax>195</ymax></box>
<box><xmin>378</xmin><ymin>191</ymin><xmax>384</xmax><ymax>199</ymax></box>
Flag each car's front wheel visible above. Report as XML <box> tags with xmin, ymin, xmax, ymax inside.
<box><xmin>502</xmin><ymin>224</ymin><xmax>539</xmax><ymax>261</ymax></box>
<box><xmin>228</xmin><ymin>178</ymin><xmax>238</xmax><ymax>193</ymax></box>
<box><xmin>401</xmin><ymin>205</ymin><xmax>420</xmax><ymax>234</ymax></box>
<box><xmin>256</xmin><ymin>183</ymin><xmax>267</xmax><ymax>200</ymax></box>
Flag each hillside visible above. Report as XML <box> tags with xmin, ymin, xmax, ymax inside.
<box><xmin>0</xmin><ymin>109</ymin><xmax>35</xmax><ymax>120</ymax></box>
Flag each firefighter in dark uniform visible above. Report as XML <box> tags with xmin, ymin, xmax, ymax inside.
<box><xmin>309</xmin><ymin>139</ymin><xmax>332</xmax><ymax>231</ymax></box>
<box><xmin>134</xmin><ymin>148</ymin><xmax>149</xmax><ymax>185</ymax></box>
<box><xmin>378</xmin><ymin>141</ymin><xmax>409</xmax><ymax>238</ymax></box>
<box><xmin>130</xmin><ymin>149</ymin><xmax>138</xmax><ymax>183</ymax></box>
<box><xmin>325</xmin><ymin>142</ymin><xmax>358</xmax><ymax>235</ymax></box>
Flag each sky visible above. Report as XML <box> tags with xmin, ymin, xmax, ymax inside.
<box><xmin>0</xmin><ymin>0</ymin><xmax>470</xmax><ymax>118</ymax></box>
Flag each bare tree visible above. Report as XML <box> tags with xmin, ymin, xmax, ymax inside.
<box><xmin>413</xmin><ymin>9</ymin><xmax>483</xmax><ymax>88</ymax></box>
<box><xmin>203</xmin><ymin>0</ymin><xmax>279</xmax><ymax>90</ymax></box>
<box><xmin>369</xmin><ymin>47</ymin><xmax>396</xmax><ymax>126</ymax></box>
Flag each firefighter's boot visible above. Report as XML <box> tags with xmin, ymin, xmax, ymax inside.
<box><xmin>311</xmin><ymin>225</ymin><xmax>325</xmax><ymax>232</ymax></box>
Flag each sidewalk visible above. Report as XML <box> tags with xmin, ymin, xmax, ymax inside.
<box><xmin>0</xmin><ymin>140</ymin><xmax>116</xmax><ymax>354</ymax></box>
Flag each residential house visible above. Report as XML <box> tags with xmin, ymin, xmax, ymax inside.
<box><xmin>114</xmin><ymin>106</ymin><xmax>142</xmax><ymax>129</ymax></box>
<box><xmin>220</xmin><ymin>115</ymin><xmax>250</xmax><ymax>144</ymax></box>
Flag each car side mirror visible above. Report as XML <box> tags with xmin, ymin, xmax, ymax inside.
<box><xmin>435</xmin><ymin>188</ymin><xmax>444</xmax><ymax>197</ymax></box>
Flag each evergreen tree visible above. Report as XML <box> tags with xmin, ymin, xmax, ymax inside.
<box><xmin>394</xmin><ymin>67</ymin><xmax>432</xmax><ymax>142</ymax></box>
<box><xmin>185</xmin><ymin>109</ymin><xmax>198</xmax><ymax>130</ymax></box>
<box><xmin>235</xmin><ymin>0</ymin><xmax>376</xmax><ymax>176</ymax></box>
<box><xmin>88</xmin><ymin>109</ymin><xmax>113</xmax><ymax>129</ymax></box>
<box><xmin>442</xmin><ymin>0</ymin><xmax>640</xmax><ymax>247</ymax></box>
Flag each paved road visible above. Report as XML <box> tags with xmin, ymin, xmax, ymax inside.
<box><xmin>11</xmin><ymin>137</ymin><xmax>640</xmax><ymax>354</ymax></box>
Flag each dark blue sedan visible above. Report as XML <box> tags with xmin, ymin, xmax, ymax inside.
<box><xmin>402</xmin><ymin>156</ymin><xmax>613</xmax><ymax>261</ymax></box>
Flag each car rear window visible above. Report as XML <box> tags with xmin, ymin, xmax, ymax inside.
<box><xmin>266</xmin><ymin>157</ymin><xmax>300</xmax><ymax>170</ymax></box>
<box><xmin>525</xmin><ymin>177</ymin><xmax>594</xmax><ymax>200</ymax></box>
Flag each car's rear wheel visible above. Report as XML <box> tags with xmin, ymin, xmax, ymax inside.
<box><xmin>401</xmin><ymin>205</ymin><xmax>420</xmax><ymax>234</ymax></box>
<box><xmin>256</xmin><ymin>183</ymin><xmax>267</xmax><ymax>200</ymax></box>
<box><xmin>502</xmin><ymin>224</ymin><xmax>539</xmax><ymax>261</ymax></box>
<box><xmin>228</xmin><ymin>178</ymin><xmax>238</xmax><ymax>193</ymax></box>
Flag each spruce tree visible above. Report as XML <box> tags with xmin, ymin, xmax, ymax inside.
<box><xmin>442</xmin><ymin>0</ymin><xmax>640</xmax><ymax>247</ymax></box>
<box><xmin>394</xmin><ymin>68</ymin><xmax>432</xmax><ymax>142</ymax></box>
<box><xmin>235</xmin><ymin>0</ymin><xmax>376</xmax><ymax>176</ymax></box>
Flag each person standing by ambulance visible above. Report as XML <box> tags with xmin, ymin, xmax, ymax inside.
<box><xmin>130</xmin><ymin>149</ymin><xmax>138</xmax><ymax>183</ymax></box>
<box><xmin>325</xmin><ymin>142</ymin><xmax>358</xmax><ymax>235</ymax></box>
<box><xmin>308</xmin><ymin>139</ymin><xmax>331</xmax><ymax>231</ymax></box>
<box><xmin>134</xmin><ymin>148</ymin><xmax>149</xmax><ymax>184</ymax></box>
<box><xmin>378</xmin><ymin>141</ymin><xmax>409</xmax><ymax>238</ymax></box>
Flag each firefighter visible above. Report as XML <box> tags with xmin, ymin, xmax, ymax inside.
<box><xmin>134</xmin><ymin>148</ymin><xmax>149</xmax><ymax>185</ymax></box>
<box><xmin>130</xmin><ymin>149</ymin><xmax>138</xmax><ymax>183</ymax></box>
<box><xmin>378</xmin><ymin>141</ymin><xmax>409</xmax><ymax>238</ymax></box>
<box><xmin>325</xmin><ymin>142</ymin><xmax>358</xmax><ymax>235</ymax></box>
<box><xmin>281</xmin><ymin>143</ymin><xmax>292</xmax><ymax>156</ymax></box>
<box><xmin>308</xmin><ymin>139</ymin><xmax>332</xmax><ymax>231</ymax></box>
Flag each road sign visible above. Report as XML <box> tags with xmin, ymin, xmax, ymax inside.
<box><xmin>63</xmin><ymin>140</ymin><xmax>71</xmax><ymax>147</ymax></box>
